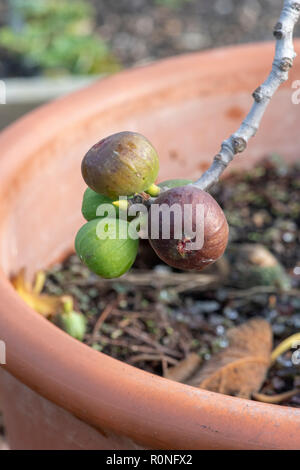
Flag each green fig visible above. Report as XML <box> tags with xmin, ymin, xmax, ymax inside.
<box><xmin>58</xmin><ymin>297</ymin><xmax>86</xmax><ymax>341</ymax></box>
<box><xmin>245</xmin><ymin>265</ymin><xmax>291</xmax><ymax>290</ymax></box>
<box><xmin>75</xmin><ymin>218</ymin><xmax>139</xmax><ymax>279</ymax></box>
<box><xmin>158</xmin><ymin>179</ymin><xmax>193</xmax><ymax>191</ymax></box>
<box><xmin>81</xmin><ymin>187</ymin><xmax>116</xmax><ymax>221</ymax></box>
<box><xmin>228</xmin><ymin>244</ymin><xmax>291</xmax><ymax>290</ymax></box>
<box><xmin>81</xmin><ymin>132</ymin><xmax>159</xmax><ymax>199</ymax></box>
<box><xmin>60</xmin><ymin>311</ymin><xmax>87</xmax><ymax>341</ymax></box>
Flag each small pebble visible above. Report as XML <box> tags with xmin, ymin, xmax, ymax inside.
<box><xmin>272</xmin><ymin>376</ymin><xmax>285</xmax><ymax>391</ymax></box>
<box><xmin>276</xmin><ymin>355</ymin><xmax>293</xmax><ymax>368</ymax></box>
<box><xmin>272</xmin><ymin>323</ymin><xmax>287</xmax><ymax>336</ymax></box>
<box><xmin>216</xmin><ymin>325</ymin><xmax>225</xmax><ymax>336</ymax></box>
<box><xmin>196</xmin><ymin>301</ymin><xmax>220</xmax><ymax>314</ymax></box>
<box><xmin>293</xmin><ymin>266</ymin><xmax>300</xmax><ymax>276</ymax></box>
<box><xmin>282</xmin><ymin>232</ymin><xmax>295</xmax><ymax>243</ymax></box>
<box><xmin>223</xmin><ymin>307</ymin><xmax>239</xmax><ymax>321</ymax></box>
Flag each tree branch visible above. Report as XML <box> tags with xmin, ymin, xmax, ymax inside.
<box><xmin>194</xmin><ymin>0</ymin><xmax>300</xmax><ymax>191</ymax></box>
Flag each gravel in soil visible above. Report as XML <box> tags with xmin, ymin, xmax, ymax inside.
<box><xmin>43</xmin><ymin>155</ymin><xmax>300</xmax><ymax>407</ymax></box>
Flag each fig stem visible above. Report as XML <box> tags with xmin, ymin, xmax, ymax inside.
<box><xmin>62</xmin><ymin>296</ymin><xmax>74</xmax><ymax>314</ymax></box>
<box><xmin>145</xmin><ymin>183</ymin><xmax>161</xmax><ymax>197</ymax></box>
<box><xmin>194</xmin><ymin>0</ymin><xmax>300</xmax><ymax>191</ymax></box>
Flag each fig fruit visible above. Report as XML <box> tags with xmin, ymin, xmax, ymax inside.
<box><xmin>75</xmin><ymin>218</ymin><xmax>139</xmax><ymax>279</ymax></box>
<box><xmin>158</xmin><ymin>179</ymin><xmax>193</xmax><ymax>191</ymax></box>
<box><xmin>148</xmin><ymin>185</ymin><xmax>228</xmax><ymax>271</ymax></box>
<box><xmin>81</xmin><ymin>131</ymin><xmax>159</xmax><ymax>199</ymax></box>
<box><xmin>59</xmin><ymin>311</ymin><xmax>87</xmax><ymax>341</ymax></box>
<box><xmin>227</xmin><ymin>244</ymin><xmax>291</xmax><ymax>290</ymax></box>
<box><xmin>57</xmin><ymin>297</ymin><xmax>87</xmax><ymax>341</ymax></box>
<box><xmin>82</xmin><ymin>187</ymin><xmax>116</xmax><ymax>221</ymax></box>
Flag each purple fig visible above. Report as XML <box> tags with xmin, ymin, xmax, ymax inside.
<box><xmin>148</xmin><ymin>185</ymin><xmax>228</xmax><ymax>271</ymax></box>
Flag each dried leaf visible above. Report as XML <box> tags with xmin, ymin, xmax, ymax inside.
<box><xmin>253</xmin><ymin>389</ymin><xmax>300</xmax><ymax>404</ymax></box>
<box><xmin>11</xmin><ymin>268</ymin><xmax>64</xmax><ymax>317</ymax></box>
<box><xmin>188</xmin><ymin>318</ymin><xmax>272</xmax><ymax>398</ymax></box>
<box><xmin>164</xmin><ymin>353</ymin><xmax>202</xmax><ymax>383</ymax></box>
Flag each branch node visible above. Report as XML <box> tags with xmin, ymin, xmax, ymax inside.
<box><xmin>279</xmin><ymin>57</ymin><xmax>293</xmax><ymax>71</ymax></box>
<box><xmin>291</xmin><ymin>2</ymin><xmax>300</xmax><ymax>11</ymax></box>
<box><xmin>214</xmin><ymin>153</ymin><xmax>227</xmax><ymax>167</ymax></box>
<box><xmin>252</xmin><ymin>86</ymin><xmax>263</xmax><ymax>102</ymax></box>
<box><xmin>273</xmin><ymin>22</ymin><xmax>283</xmax><ymax>39</ymax></box>
<box><xmin>232</xmin><ymin>137</ymin><xmax>247</xmax><ymax>154</ymax></box>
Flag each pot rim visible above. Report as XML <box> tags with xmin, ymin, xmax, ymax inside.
<box><xmin>1</xmin><ymin>41</ymin><xmax>300</xmax><ymax>450</ymax></box>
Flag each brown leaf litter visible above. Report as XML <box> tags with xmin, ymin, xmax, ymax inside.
<box><xmin>165</xmin><ymin>318</ymin><xmax>273</xmax><ymax>399</ymax></box>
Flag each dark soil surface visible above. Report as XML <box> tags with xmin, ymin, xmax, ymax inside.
<box><xmin>92</xmin><ymin>0</ymin><xmax>300</xmax><ymax>67</ymax></box>
<box><xmin>43</xmin><ymin>156</ymin><xmax>300</xmax><ymax>407</ymax></box>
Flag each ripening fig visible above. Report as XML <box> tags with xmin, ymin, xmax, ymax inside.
<box><xmin>75</xmin><ymin>218</ymin><xmax>139</xmax><ymax>279</ymax></box>
<box><xmin>81</xmin><ymin>131</ymin><xmax>159</xmax><ymax>199</ymax></box>
<box><xmin>148</xmin><ymin>185</ymin><xmax>228</xmax><ymax>271</ymax></box>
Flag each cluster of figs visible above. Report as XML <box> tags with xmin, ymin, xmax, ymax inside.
<box><xmin>76</xmin><ymin>131</ymin><xmax>229</xmax><ymax>279</ymax></box>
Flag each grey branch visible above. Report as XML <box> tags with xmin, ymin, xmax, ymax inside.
<box><xmin>194</xmin><ymin>0</ymin><xmax>300</xmax><ymax>191</ymax></box>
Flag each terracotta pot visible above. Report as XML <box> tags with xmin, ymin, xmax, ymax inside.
<box><xmin>0</xmin><ymin>42</ymin><xmax>300</xmax><ymax>450</ymax></box>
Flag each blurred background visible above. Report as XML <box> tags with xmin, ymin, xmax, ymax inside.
<box><xmin>0</xmin><ymin>0</ymin><xmax>299</xmax><ymax>130</ymax></box>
